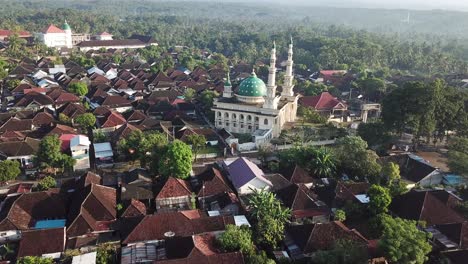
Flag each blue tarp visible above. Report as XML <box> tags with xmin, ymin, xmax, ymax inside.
<box><xmin>34</xmin><ymin>219</ymin><xmax>66</xmax><ymax>229</ymax></box>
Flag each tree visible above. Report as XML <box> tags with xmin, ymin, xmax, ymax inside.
<box><xmin>308</xmin><ymin>147</ymin><xmax>337</xmax><ymax>178</ymax></box>
<box><xmin>119</xmin><ymin>130</ymin><xmax>168</xmax><ymax>167</ymax></box>
<box><xmin>58</xmin><ymin>113</ymin><xmax>71</xmax><ymax>124</ymax></box>
<box><xmin>248</xmin><ymin>189</ymin><xmax>291</xmax><ymax>249</ymax></box>
<box><xmin>36</xmin><ymin>135</ymin><xmax>76</xmax><ymax>173</ymax></box>
<box><xmin>334</xmin><ymin>136</ymin><xmax>382</xmax><ymax>183</ymax></box>
<box><xmin>5</xmin><ymin>79</ymin><xmax>20</xmax><ymax>90</ymax></box>
<box><xmin>74</xmin><ymin>113</ymin><xmax>96</xmax><ymax>129</ymax></box>
<box><xmin>447</xmin><ymin>137</ymin><xmax>468</xmax><ymax>177</ymax></box>
<box><xmin>0</xmin><ymin>160</ymin><xmax>20</xmax><ymax>182</ymax></box>
<box><xmin>217</xmin><ymin>224</ymin><xmax>254</xmax><ymax>256</ymax></box>
<box><xmin>96</xmin><ymin>243</ymin><xmax>117</xmax><ymax>264</ymax></box>
<box><xmin>381</xmin><ymin>162</ymin><xmax>400</xmax><ymax>185</ymax></box>
<box><xmin>368</xmin><ymin>185</ymin><xmax>391</xmax><ymax>215</ymax></box>
<box><xmin>379</xmin><ymin>215</ymin><xmax>432</xmax><ymax>264</ymax></box>
<box><xmin>68</xmin><ymin>81</ymin><xmax>88</xmax><ymax>96</ymax></box>
<box><xmin>184</xmin><ymin>88</ymin><xmax>196</xmax><ymax>101</ymax></box>
<box><xmin>158</xmin><ymin>140</ymin><xmax>193</xmax><ymax>179</ymax></box>
<box><xmin>356</xmin><ymin>77</ymin><xmax>386</xmax><ymax>101</ymax></box>
<box><xmin>311</xmin><ymin>239</ymin><xmax>368</xmax><ymax>264</ymax></box>
<box><xmin>37</xmin><ymin>176</ymin><xmax>57</xmax><ymax>191</ymax></box>
<box><xmin>357</xmin><ymin>122</ymin><xmax>392</xmax><ymax>147</ymax></box>
<box><xmin>17</xmin><ymin>257</ymin><xmax>53</xmax><ymax>264</ymax></box>
<box><xmin>246</xmin><ymin>250</ymin><xmax>275</xmax><ymax>264</ymax></box>
<box><xmin>334</xmin><ymin>209</ymin><xmax>346</xmax><ymax>221</ymax></box>
<box><xmin>186</xmin><ymin>134</ymin><xmax>206</xmax><ymax>161</ymax></box>
<box><xmin>198</xmin><ymin>90</ymin><xmax>219</xmax><ymax>110</ymax></box>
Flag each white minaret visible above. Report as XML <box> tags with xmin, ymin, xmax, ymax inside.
<box><xmin>63</xmin><ymin>20</ymin><xmax>73</xmax><ymax>49</ymax></box>
<box><xmin>223</xmin><ymin>71</ymin><xmax>233</xmax><ymax>98</ymax></box>
<box><xmin>263</xmin><ymin>41</ymin><xmax>277</xmax><ymax>109</ymax></box>
<box><xmin>282</xmin><ymin>37</ymin><xmax>294</xmax><ymax>97</ymax></box>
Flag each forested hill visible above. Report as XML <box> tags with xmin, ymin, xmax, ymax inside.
<box><xmin>0</xmin><ymin>0</ymin><xmax>467</xmax><ymax>75</ymax></box>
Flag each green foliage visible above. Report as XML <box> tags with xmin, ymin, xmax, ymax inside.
<box><xmin>357</xmin><ymin>122</ymin><xmax>392</xmax><ymax>147</ymax></box>
<box><xmin>334</xmin><ymin>209</ymin><xmax>346</xmax><ymax>221</ymax></box>
<box><xmin>119</xmin><ymin>130</ymin><xmax>168</xmax><ymax>167</ymax></box>
<box><xmin>379</xmin><ymin>215</ymin><xmax>432</xmax><ymax>264</ymax></box>
<box><xmin>36</xmin><ymin>135</ymin><xmax>76</xmax><ymax>172</ymax></box>
<box><xmin>158</xmin><ymin>140</ymin><xmax>193</xmax><ymax>179</ymax></box>
<box><xmin>37</xmin><ymin>176</ymin><xmax>57</xmax><ymax>191</ymax></box>
<box><xmin>279</xmin><ymin>146</ymin><xmax>337</xmax><ymax>178</ymax></box>
<box><xmin>248</xmin><ymin>189</ymin><xmax>291</xmax><ymax>249</ymax></box>
<box><xmin>217</xmin><ymin>224</ymin><xmax>254</xmax><ymax>256</ymax></box>
<box><xmin>183</xmin><ymin>88</ymin><xmax>196</xmax><ymax>101</ymax></box>
<box><xmin>245</xmin><ymin>250</ymin><xmax>275</xmax><ymax>264</ymax></box>
<box><xmin>367</xmin><ymin>184</ymin><xmax>392</xmax><ymax>215</ymax></box>
<box><xmin>17</xmin><ymin>256</ymin><xmax>53</xmax><ymax>264</ymax></box>
<box><xmin>6</xmin><ymin>79</ymin><xmax>20</xmax><ymax>90</ymax></box>
<box><xmin>355</xmin><ymin>76</ymin><xmax>386</xmax><ymax>101</ymax></box>
<box><xmin>68</xmin><ymin>81</ymin><xmax>88</xmax><ymax>96</ymax></box>
<box><xmin>198</xmin><ymin>90</ymin><xmax>219</xmax><ymax>110</ymax></box>
<box><xmin>93</xmin><ymin>130</ymin><xmax>108</xmax><ymax>143</ymax></box>
<box><xmin>447</xmin><ymin>137</ymin><xmax>468</xmax><ymax>177</ymax></box>
<box><xmin>311</xmin><ymin>239</ymin><xmax>368</xmax><ymax>264</ymax></box>
<box><xmin>58</xmin><ymin>113</ymin><xmax>71</xmax><ymax>124</ymax></box>
<box><xmin>0</xmin><ymin>160</ymin><xmax>20</xmax><ymax>182</ymax></box>
<box><xmin>186</xmin><ymin>134</ymin><xmax>206</xmax><ymax>161</ymax></box>
<box><xmin>301</xmin><ymin>107</ymin><xmax>327</xmax><ymax>124</ymax></box>
<box><xmin>74</xmin><ymin>113</ymin><xmax>96</xmax><ymax>129</ymax></box>
<box><xmin>381</xmin><ymin>162</ymin><xmax>400</xmax><ymax>185</ymax></box>
<box><xmin>334</xmin><ymin>136</ymin><xmax>382</xmax><ymax>183</ymax></box>
<box><xmin>298</xmin><ymin>81</ymin><xmax>330</xmax><ymax>96</ymax></box>
<box><xmin>96</xmin><ymin>243</ymin><xmax>117</xmax><ymax>264</ymax></box>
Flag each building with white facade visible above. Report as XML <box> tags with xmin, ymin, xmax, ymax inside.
<box><xmin>70</xmin><ymin>135</ymin><xmax>90</xmax><ymax>171</ymax></box>
<box><xmin>212</xmin><ymin>39</ymin><xmax>298</xmax><ymax>142</ymax></box>
<box><xmin>36</xmin><ymin>21</ymin><xmax>73</xmax><ymax>49</ymax></box>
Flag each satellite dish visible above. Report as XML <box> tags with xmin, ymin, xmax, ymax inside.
<box><xmin>164</xmin><ymin>231</ymin><xmax>175</xmax><ymax>238</ymax></box>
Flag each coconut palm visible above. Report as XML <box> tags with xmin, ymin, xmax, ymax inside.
<box><xmin>308</xmin><ymin>147</ymin><xmax>337</xmax><ymax>178</ymax></box>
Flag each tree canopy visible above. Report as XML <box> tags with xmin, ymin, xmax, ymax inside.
<box><xmin>158</xmin><ymin>140</ymin><xmax>193</xmax><ymax>179</ymax></box>
<box><xmin>36</xmin><ymin>135</ymin><xmax>75</xmax><ymax>173</ymax></box>
<box><xmin>186</xmin><ymin>134</ymin><xmax>206</xmax><ymax>161</ymax></box>
<box><xmin>37</xmin><ymin>176</ymin><xmax>57</xmax><ymax>191</ymax></box>
<box><xmin>74</xmin><ymin>113</ymin><xmax>96</xmax><ymax>129</ymax></box>
<box><xmin>378</xmin><ymin>214</ymin><xmax>432</xmax><ymax>264</ymax></box>
<box><xmin>118</xmin><ymin>130</ymin><xmax>168</xmax><ymax>167</ymax></box>
<box><xmin>0</xmin><ymin>160</ymin><xmax>21</xmax><ymax>182</ymax></box>
<box><xmin>447</xmin><ymin>137</ymin><xmax>468</xmax><ymax>177</ymax></box>
<box><xmin>68</xmin><ymin>82</ymin><xmax>88</xmax><ymax>96</ymax></box>
<box><xmin>367</xmin><ymin>185</ymin><xmax>392</xmax><ymax>215</ymax></box>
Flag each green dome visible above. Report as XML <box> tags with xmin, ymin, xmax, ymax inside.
<box><xmin>63</xmin><ymin>21</ymin><xmax>71</xmax><ymax>31</ymax></box>
<box><xmin>237</xmin><ymin>72</ymin><xmax>267</xmax><ymax>97</ymax></box>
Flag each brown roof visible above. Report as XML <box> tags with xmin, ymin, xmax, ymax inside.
<box><xmin>101</xmin><ymin>95</ymin><xmax>132</xmax><ymax>107</ymax></box>
<box><xmin>156</xmin><ymin>177</ymin><xmax>192</xmax><ymax>199</ymax></box>
<box><xmin>280</xmin><ymin>165</ymin><xmax>315</xmax><ymax>184</ymax></box>
<box><xmin>0</xmin><ymin>117</ymin><xmax>33</xmax><ymax>132</ymax></box>
<box><xmin>0</xmin><ymin>191</ymin><xmax>67</xmax><ymax>231</ymax></box>
<box><xmin>276</xmin><ymin>184</ymin><xmax>327</xmax><ymax>214</ymax></box>
<box><xmin>287</xmin><ymin>221</ymin><xmax>368</xmax><ymax>254</ymax></box>
<box><xmin>390</xmin><ymin>190</ymin><xmax>465</xmax><ymax>226</ymax></box>
<box><xmin>195</xmin><ymin>167</ymin><xmax>233</xmax><ymax>197</ymax></box>
<box><xmin>47</xmin><ymin>124</ymin><xmax>78</xmax><ymax>136</ymax></box>
<box><xmin>122</xmin><ymin>211</ymin><xmax>235</xmax><ymax>244</ymax></box>
<box><xmin>0</xmin><ymin>137</ymin><xmax>40</xmax><ymax>158</ymax></box>
<box><xmin>32</xmin><ymin>111</ymin><xmax>55</xmax><ymax>127</ymax></box>
<box><xmin>99</xmin><ymin>111</ymin><xmax>126</xmax><ymax>128</ymax></box>
<box><xmin>335</xmin><ymin>181</ymin><xmax>370</xmax><ymax>203</ymax></box>
<box><xmin>436</xmin><ymin>222</ymin><xmax>468</xmax><ymax>249</ymax></box>
<box><xmin>121</xmin><ymin>199</ymin><xmax>147</xmax><ymax>218</ymax></box>
<box><xmin>17</xmin><ymin>227</ymin><xmax>66</xmax><ymax>257</ymax></box>
<box><xmin>67</xmin><ymin>184</ymin><xmax>116</xmax><ymax>237</ymax></box>
<box><xmin>14</xmin><ymin>92</ymin><xmax>54</xmax><ymax>107</ymax></box>
<box><xmin>57</xmin><ymin>102</ymin><xmax>86</xmax><ymax>119</ymax></box>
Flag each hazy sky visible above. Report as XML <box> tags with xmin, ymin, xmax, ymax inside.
<box><xmin>230</xmin><ymin>0</ymin><xmax>468</xmax><ymax>11</ymax></box>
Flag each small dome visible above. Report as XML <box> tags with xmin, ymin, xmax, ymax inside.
<box><xmin>237</xmin><ymin>71</ymin><xmax>266</xmax><ymax>97</ymax></box>
<box><xmin>63</xmin><ymin>21</ymin><xmax>71</xmax><ymax>31</ymax></box>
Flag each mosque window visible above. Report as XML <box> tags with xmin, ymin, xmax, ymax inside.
<box><xmin>264</xmin><ymin>119</ymin><xmax>268</xmax><ymax>125</ymax></box>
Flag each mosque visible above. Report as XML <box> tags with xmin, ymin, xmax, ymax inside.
<box><xmin>212</xmin><ymin>39</ymin><xmax>298</xmax><ymax>143</ymax></box>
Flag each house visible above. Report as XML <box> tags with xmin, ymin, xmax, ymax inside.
<box><xmin>334</xmin><ymin>181</ymin><xmax>370</xmax><ymax>206</ymax></box>
<box><xmin>95</xmin><ymin>108</ymin><xmax>127</xmax><ymax>133</ymax></box>
<box><xmin>17</xmin><ymin>227</ymin><xmax>66</xmax><ymax>259</ymax></box>
<box><xmin>156</xmin><ymin>177</ymin><xmax>193</xmax><ymax>211</ymax></box>
<box><xmin>95</xmin><ymin>32</ymin><xmax>113</xmax><ymax>41</ymax></box>
<box><xmin>121</xmin><ymin>234</ymin><xmax>244</xmax><ymax>264</ymax></box>
<box><xmin>428</xmin><ymin>222</ymin><xmax>468</xmax><ymax>250</ymax></box>
<box><xmin>224</xmin><ymin>157</ymin><xmax>273</xmax><ymax>195</ymax></box>
<box><xmin>299</xmin><ymin>92</ymin><xmax>347</xmax><ymax>121</ymax></box>
<box><xmin>70</xmin><ymin>135</ymin><xmax>91</xmax><ymax>171</ymax></box>
<box><xmin>0</xmin><ymin>191</ymin><xmax>67</xmax><ymax>231</ymax></box>
<box><xmin>119</xmin><ymin>169</ymin><xmax>154</xmax><ymax>205</ymax></box>
<box><xmin>390</xmin><ymin>190</ymin><xmax>465</xmax><ymax>226</ymax></box>
<box><xmin>120</xmin><ymin>210</ymin><xmax>236</xmax><ymax>245</ymax></box>
<box><xmin>67</xmin><ymin>184</ymin><xmax>116</xmax><ymax>238</ymax></box>
<box><xmin>381</xmin><ymin>153</ymin><xmax>444</xmax><ymax>188</ymax></box>
<box><xmin>276</xmin><ymin>184</ymin><xmax>330</xmax><ymax>223</ymax></box>
<box><xmin>280</xmin><ymin>165</ymin><xmax>315</xmax><ymax>185</ymax></box>
<box><xmin>0</xmin><ymin>137</ymin><xmax>40</xmax><ymax>168</ymax></box>
<box><xmin>121</xmin><ymin>199</ymin><xmax>147</xmax><ymax>218</ymax></box>
<box><xmin>0</xmin><ymin>29</ymin><xmax>32</xmax><ymax>41</ymax></box>
<box><xmin>96</xmin><ymin>95</ymin><xmax>132</xmax><ymax>113</ymax></box>
<box><xmin>193</xmin><ymin>167</ymin><xmax>239</xmax><ymax>215</ymax></box>
<box><xmin>285</xmin><ymin>221</ymin><xmax>368</xmax><ymax>259</ymax></box>
<box><xmin>94</xmin><ymin>142</ymin><xmax>114</xmax><ymax>166</ymax></box>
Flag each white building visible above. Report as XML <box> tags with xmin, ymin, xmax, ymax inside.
<box><xmin>224</xmin><ymin>157</ymin><xmax>273</xmax><ymax>195</ymax></box>
<box><xmin>36</xmin><ymin>21</ymin><xmax>73</xmax><ymax>49</ymax></box>
<box><xmin>95</xmin><ymin>32</ymin><xmax>113</xmax><ymax>41</ymax></box>
<box><xmin>70</xmin><ymin>135</ymin><xmax>90</xmax><ymax>171</ymax></box>
<box><xmin>212</xmin><ymin>39</ymin><xmax>298</xmax><ymax>142</ymax></box>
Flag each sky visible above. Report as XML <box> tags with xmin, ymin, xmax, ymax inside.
<box><xmin>224</xmin><ymin>0</ymin><xmax>468</xmax><ymax>11</ymax></box>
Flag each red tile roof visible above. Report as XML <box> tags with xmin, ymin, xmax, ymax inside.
<box><xmin>299</xmin><ymin>92</ymin><xmax>347</xmax><ymax>111</ymax></box>
<box><xmin>100</xmin><ymin>111</ymin><xmax>127</xmax><ymax>128</ymax></box>
<box><xmin>43</xmin><ymin>24</ymin><xmax>65</xmax><ymax>34</ymax></box>
<box><xmin>121</xmin><ymin>199</ymin><xmax>146</xmax><ymax>218</ymax></box>
<box><xmin>195</xmin><ymin>167</ymin><xmax>233</xmax><ymax>197</ymax></box>
<box><xmin>156</xmin><ymin>177</ymin><xmax>192</xmax><ymax>199</ymax></box>
<box><xmin>0</xmin><ymin>30</ymin><xmax>31</xmax><ymax>37</ymax></box>
<box><xmin>17</xmin><ymin>227</ymin><xmax>66</xmax><ymax>257</ymax></box>
<box><xmin>122</xmin><ymin>211</ymin><xmax>235</xmax><ymax>244</ymax></box>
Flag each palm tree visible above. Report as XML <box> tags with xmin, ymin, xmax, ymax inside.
<box><xmin>308</xmin><ymin>147</ymin><xmax>337</xmax><ymax>178</ymax></box>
